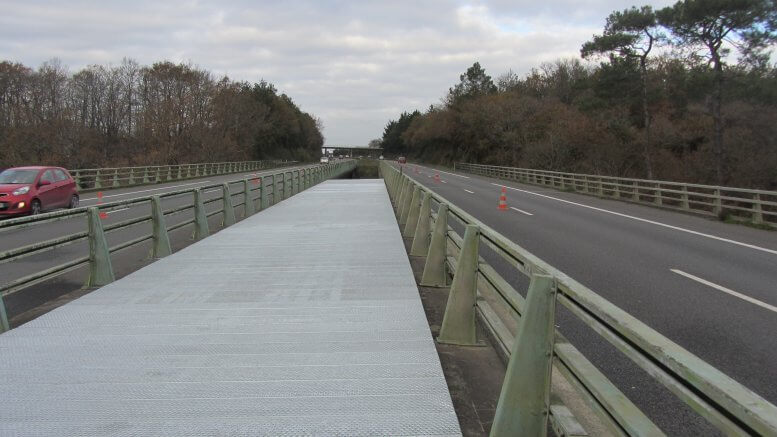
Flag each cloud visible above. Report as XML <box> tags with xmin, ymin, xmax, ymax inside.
<box><xmin>0</xmin><ymin>0</ymin><xmax>677</xmax><ymax>145</ymax></box>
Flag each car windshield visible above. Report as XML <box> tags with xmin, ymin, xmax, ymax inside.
<box><xmin>0</xmin><ymin>169</ymin><xmax>38</xmax><ymax>184</ymax></box>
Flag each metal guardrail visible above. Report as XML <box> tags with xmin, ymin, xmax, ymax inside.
<box><xmin>0</xmin><ymin>161</ymin><xmax>356</xmax><ymax>333</ymax></box>
<box><xmin>69</xmin><ymin>160</ymin><xmax>292</xmax><ymax>191</ymax></box>
<box><xmin>381</xmin><ymin>162</ymin><xmax>777</xmax><ymax>436</ymax></box>
<box><xmin>455</xmin><ymin>162</ymin><xmax>777</xmax><ymax>228</ymax></box>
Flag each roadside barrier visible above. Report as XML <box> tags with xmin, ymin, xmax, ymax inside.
<box><xmin>69</xmin><ymin>160</ymin><xmax>293</xmax><ymax>192</ymax></box>
<box><xmin>456</xmin><ymin>162</ymin><xmax>777</xmax><ymax>228</ymax></box>
<box><xmin>382</xmin><ymin>161</ymin><xmax>777</xmax><ymax>436</ymax></box>
<box><xmin>0</xmin><ymin>161</ymin><xmax>356</xmax><ymax>333</ymax></box>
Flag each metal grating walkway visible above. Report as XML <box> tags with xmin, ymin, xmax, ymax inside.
<box><xmin>0</xmin><ymin>180</ymin><xmax>461</xmax><ymax>436</ymax></box>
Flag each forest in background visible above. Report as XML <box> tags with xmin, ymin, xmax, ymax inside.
<box><xmin>381</xmin><ymin>0</ymin><xmax>777</xmax><ymax>189</ymax></box>
<box><xmin>0</xmin><ymin>59</ymin><xmax>324</xmax><ymax>169</ymax></box>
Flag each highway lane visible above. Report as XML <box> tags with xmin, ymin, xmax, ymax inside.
<box><xmin>0</xmin><ymin>163</ymin><xmax>317</xmax><ymax>324</ymax></box>
<box><xmin>395</xmin><ymin>162</ymin><xmax>777</xmax><ymax>435</ymax></box>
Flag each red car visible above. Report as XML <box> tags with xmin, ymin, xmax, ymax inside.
<box><xmin>0</xmin><ymin>166</ymin><xmax>79</xmax><ymax>216</ymax></box>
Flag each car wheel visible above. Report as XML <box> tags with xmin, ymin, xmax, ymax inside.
<box><xmin>69</xmin><ymin>195</ymin><xmax>79</xmax><ymax>209</ymax></box>
<box><xmin>30</xmin><ymin>199</ymin><xmax>42</xmax><ymax>215</ymax></box>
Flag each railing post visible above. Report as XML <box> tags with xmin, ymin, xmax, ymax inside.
<box><xmin>399</xmin><ymin>181</ymin><xmax>415</xmax><ymax>226</ymax></box>
<box><xmin>655</xmin><ymin>183</ymin><xmax>663</xmax><ymax>206</ymax></box>
<box><xmin>713</xmin><ymin>188</ymin><xmax>722</xmax><ymax>216</ymax></box>
<box><xmin>753</xmin><ymin>193</ymin><xmax>763</xmax><ymax>224</ymax></box>
<box><xmin>256</xmin><ymin>178</ymin><xmax>264</xmax><ymax>212</ymax></box>
<box><xmin>437</xmin><ymin>224</ymin><xmax>480</xmax><ymax>345</ymax></box>
<box><xmin>194</xmin><ymin>164</ymin><xmax>200</xmax><ymax>177</ymax></box>
<box><xmin>86</xmin><ymin>207</ymin><xmax>115</xmax><ymax>287</ymax></box>
<box><xmin>0</xmin><ymin>293</ymin><xmax>8</xmax><ymax>333</ymax></box>
<box><xmin>243</xmin><ymin>179</ymin><xmax>255</xmax><ymax>217</ymax></box>
<box><xmin>421</xmin><ymin>204</ymin><xmax>448</xmax><ymax>287</ymax></box>
<box><xmin>490</xmin><ymin>274</ymin><xmax>557</xmax><ymax>437</ymax></box>
<box><xmin>614</xmin><ymin>180</ymin><xmax>620</xmax><ymax>198</ymax></box>
<box><xmin>151</xmin><ymin>196</ymin><xmax>172</xmax><ymax>258</ymax></box>
<box><xmin>112</xmin><ymin>169</ymin><xmax>120</xmax><ymax>188</ymax></box>
<box><xmin>632</xmin><ymin>182</ymin><xmax>640</xmax><ymax>201</ymax></box>
<box><xmin>410</xmin><ymin>192</ymin><xmax>432</xmax><ymax>256</ymax></box>
<box><xmin>598</xmin><ymin>177</ymin><xmax>604</xmax><ymax>196</ymax></box>
<box><xmin>275</xmin><ymin>173</ymin><xmax>282</xmax><ymax>202</ymax></box>
<box><xmin>94</xmin><ymin>170</ymin><xmax>102</xmax><ymax>189</ymax></box>
<box><xmin>403</xmin><ymin>186</ymin><xmax>422</xmax><ymax>238</ymax></box>
<box><xmin>155</xmin><ymin>167</ymin><xmax>161</xmax><ymax>183</ymax></box>
<box><xmin>143</xmin><ymin>167</ymin><xmax>150</xmax><ymax>184</ymax></box>
<box><xmin>396</xmin><ymin>177</ymin><xmax>410</xmax><ymax>218</ymax></box>
<box><xmin>222</xmin><ymin>183</ymin><xmax>236</xmax><ymax>227</ymax></box>
<box><xmin>193</xmin><ymin>188</ymin><xmax>209</xmax><ymax>240</ymax></box>
<box><xmin>166</xmin><ymin>166</ymin><xmax>172</xmax><ymax>181</ymax></box>
<box><xmin>681</xmin><ymin>185</ymin><xmax>690</xmax><ymax>210</ymax></box>
<box><xmin>263</xmin><ymin>176</ymin><xmax>272</xmax><ymax>209</ymax></box>
<box><xmin>73</xmin><ymin>170</ymin><xmax>82</xmax><ymax>188</ymax></box>
<box><xmin>177</xmin><ymin>165</ymin><xmax>183</xmax><ymax>180</ymax></box>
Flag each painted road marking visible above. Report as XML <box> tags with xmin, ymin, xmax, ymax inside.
<box><xmin>493</xmin><ymin>183</ymin><xmax>777</xmax><ymax>256</ymax></box>
<box><xmin>671</xmin><ymin>269</ymin><xmax>777</xmax><ymax>313</ymax></box>
<box><xmin>510</xmin><ymin>207</ymin><xmax>533</xmax><ymax>216</ymax></box>
<box><xmin>441</xmin><ymin>181</ymin><xmax>447</xmax><ymax>184</ymax></box>
<box><xmin>82</xmin><ymin>181</ymin><xmax>212</xmax><ymax>202</ymax></box>
<box><xmin>464</xmin><ymin>189</ymin><xmax>475</xmax><ymax>194</ymax></box>
<box><xmin>411</xmin><ymin>165</ymin><xmax>469</xmax><ymax>179</ymax></box>
<box><xmin>105</xmin><ymin>208</ymin><xmax>130</xmax><ymax>215</ymax></box>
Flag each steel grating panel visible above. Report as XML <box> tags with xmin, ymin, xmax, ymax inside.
<box><xmin>0</xmin><ymin>180</ymin><xmax>462</xmax><ymax>436</ymax></box>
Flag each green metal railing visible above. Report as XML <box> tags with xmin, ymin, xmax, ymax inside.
<box><xmin>382</xmin><ymin>162</ymin><xmax>777</xmax><ymax>436</ymax></box>
<box><xmin>69</xmin><ymin>160</ymin><xmax>292</xmax><ymax>191</ymax></box>
<box><xmin>455</xmin><ymin>162</ymin><xmax>777</xmax><ymax>228</ymax></box>
<box><xmin>0</xmin><ymin>161</ymin><xmax>356</xmax><ymax>333</ymax></box>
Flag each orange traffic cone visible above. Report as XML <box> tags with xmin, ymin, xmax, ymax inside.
<box><xmin>497</xmin><ymin>187</ymin><xmax>508</xmax><ymax>211</ymax></box>
<box><xmin>97</xmin><ymin>191</ymin><xmax>108</xmax><ymax>219</ymax></box>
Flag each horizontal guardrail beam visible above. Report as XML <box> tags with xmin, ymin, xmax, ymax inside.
<box><xmin>67</xmin><ymin>159</ymin><xmax>296</xmax><ymax>192</ymax></box>
<box><xmin>454</xmin><ymin>162</ymin><xmax>777</xmax><ymax>227</ymax></box>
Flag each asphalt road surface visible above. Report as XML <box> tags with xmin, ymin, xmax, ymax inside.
<box><xmin>392</xmin><ymin>162</ymin><xmax>777</xmax><ymax>436</ymax></box>
<box><xmin>0</xmin><ymin>163</ymin><xmax>319</xmax><ymax>326</ymax></box>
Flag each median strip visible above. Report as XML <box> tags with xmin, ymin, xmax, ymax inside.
<box><xmin>671</xmin><ymin>269</ymin><xmax>777</xmax><ymax>314</ymax></box>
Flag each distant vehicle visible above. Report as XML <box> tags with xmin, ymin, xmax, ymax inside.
<box><xmin>379</xmin><ymin>156</ymin><xmax>384</xmax><ymax>160</ymax></box>
<box><xmin>320</xmin><ymin>156</ymin><xmax>329</xmax><ymax>163</ymax></box>
<box><xmin>0</xmin><ymin>166</ymin><xmax>79</xmax><ymax>216</ymax></box>
<box><xmin>398</xmin><ymin>156</ymin><xmax>407</xmax><ymax>164</ymax></box>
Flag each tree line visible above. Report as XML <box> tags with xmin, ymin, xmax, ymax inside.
<box><xmin>0</xmin><ymin>58</ymin><xmax>324</xmax><ymax>169</ymax></box>
<box><xmin>381</xmin><ymin>0</ymin><xmax>777</xmax><ymax>189</ymax></box>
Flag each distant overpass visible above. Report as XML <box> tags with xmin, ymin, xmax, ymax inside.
<box><xmin>322</xmin><ymin>145</ymin><xmax>382</xmax><ymax>157</ymax></box>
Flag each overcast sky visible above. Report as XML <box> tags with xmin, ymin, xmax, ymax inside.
<box><xmin>1</xmin><ymin>0</ymin><xmax>676</xmax><ymax>145</ymax></box>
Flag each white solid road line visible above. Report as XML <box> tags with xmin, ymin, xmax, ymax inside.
<box><xmin>464</xmin><ymin>189</ymin><xmax>475</xmax><ymax>194</ymax></box>
<box><xmin>82</xmin><ymin>180</ymin><xmax>212</xmax><ymax>202</ymax></box>
<box><xmin>671</xmin><ymin>269</ymin><xmax>777</xmax><ymax>314</ymax></box>
<box><xmin>441</xmin><ymin>181</ymin><xmax>447</xmax><ymax>184</ymax></box>
<box><xmin>510</xmin><ymin>206</ymin><xmax>534</xmax><ymax>216</ymax></box>
<box><xmin>416</xmin><ymin>166</ymin><xmax>469</xmax><ymax>179</ymax></box>
<box><xmin>105</xmin><ymin>208</ymin><xmax>130</xmax><ymax>215</ymax></box>
<box><xmin>493</xmin><ymin>183</ymin><xmax>777</xmax><ymax>256</ymax></box>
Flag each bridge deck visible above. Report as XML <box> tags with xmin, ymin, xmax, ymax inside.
<box><xmin>0</xmin><ymin>180</ymin><xmax>461</xmax><ymax>436</ymax></box>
